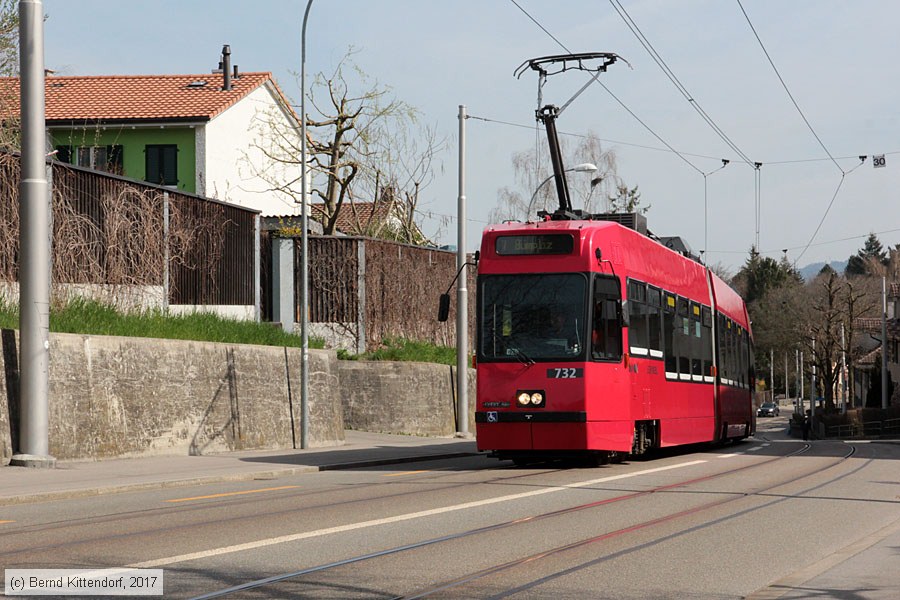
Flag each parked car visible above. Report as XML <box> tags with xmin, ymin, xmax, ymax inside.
<box><xmin>757</xmin><ymin>402</ymin><xmax>780</xmax><ymax>417</ymax></box>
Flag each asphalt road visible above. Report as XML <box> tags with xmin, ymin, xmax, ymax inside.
<box><xmin>2</xmin><ymin>416</ymin><xmax>899</xmax><ymax>599</ymax></box>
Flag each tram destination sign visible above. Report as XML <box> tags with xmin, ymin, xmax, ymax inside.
<box><xmin>495</xmin><ymin>234</ymin><xmax>574</xmax><ymax>255</ymax></box>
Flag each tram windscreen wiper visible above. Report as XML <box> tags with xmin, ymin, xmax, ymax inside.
<box><xmin>513</xmin><ymin>348</ymin><xmax>535</xmax><ymax>366</ymax></box>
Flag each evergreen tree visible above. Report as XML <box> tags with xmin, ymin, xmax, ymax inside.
<box><xmin>734</xmin><ymin>247</ymin><xmax>802</xmax><ymax>305</ymax></box>
<box><xmin>845</xmin><ymin>233</ymin><xmax>888</xmax><ymax>276</ymax></box>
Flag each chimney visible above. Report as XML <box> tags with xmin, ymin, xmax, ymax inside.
<box><xmin>233</xmin><ymin>64</ymin><xmax>239</xmax><ymax>79</ymax></box>
<box><xmin>222</xmin><ymin>44</ymin><xmax>232</xmax><ymax>91</ymax></box>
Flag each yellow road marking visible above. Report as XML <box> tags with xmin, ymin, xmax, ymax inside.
<box><xmin>166</xmin><ymin>485</ymin><xmax>299</xmax><ymax>503</ymax></box>
<box><xmin>384</xmin><ymin>470</ymin><xmax>429</xmax><ymax>477</ymax></box>
<box><xmin>0</xmin><ymin>520</ymin><xmax>14</xmax><ymax>524</ymax></box>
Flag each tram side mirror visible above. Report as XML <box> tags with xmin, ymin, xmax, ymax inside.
<box><xmin>438</xmin><ymin>293</ymin><xmax>451</xmax><ymax>322</ymax></box>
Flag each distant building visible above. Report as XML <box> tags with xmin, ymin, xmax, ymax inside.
<box><xmin>0</xmin><ymin>46</ymin><xmax>303</xmax><ymax>217</ymax></box>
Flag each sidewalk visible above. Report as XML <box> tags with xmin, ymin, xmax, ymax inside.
<box><xmin>0</xmin><ymin>431</ymin><xmax>479</xmax><ymax>506</ymax></box>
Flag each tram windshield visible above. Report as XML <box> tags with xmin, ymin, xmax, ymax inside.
<box><xmin>480</xmin><ymin>274</ymin><xmax>588</xmax><ymax>362</ymax></box>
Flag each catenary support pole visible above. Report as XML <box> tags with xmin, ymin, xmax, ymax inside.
<box><xmin>456</xmin><ymin>105</ymin><xmax>468</xmax><ymax>436</ymax></box>
<box><xmin>882</xmin><ymin>276</ymin><xmax>888</xmax><ymax>409</ymax></box>
<box><xmin>811</xmin><ymin>338</ymin><xmax>816</xmax><ymax>412</ymax></box>
<box><xmin>784</xmin><ymin>352</ymin><xmax>789</xmax><ymax>406</ymax></box>
<box><xmin>841</xmin><ymin>322</ymin><xmax>847</xmax><ymax>414</ymax></box>
<box><xmin>12</xmin><ymin>0</ymin><xmax>54</xmax><ymax>468</ymax></box>
<box><xmin>299</xmin><ymin>0</ymin><xmax>314</xmax><ymax>449</ymax></box>
<box><xmin>770</xmin><ymin>349</ymin><xmax>774</xmax><ymax>403</ymax></box>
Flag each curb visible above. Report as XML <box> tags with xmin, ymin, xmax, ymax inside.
<box><xmin>0</xmin><ymin>451</ymin><xmax>481</xmax><ymax>507</ymax></box>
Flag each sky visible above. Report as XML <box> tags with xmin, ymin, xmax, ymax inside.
<box><xmin>41</xmin><ymin>0</ymin><xmax>900</xmax><ymax>274</ymax></box>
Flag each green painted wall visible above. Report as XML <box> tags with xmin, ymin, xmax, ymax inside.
<box><xmin>49</xmin><ymin>126</ymin><xmax>197</xmax><ymax>194</ymax></box>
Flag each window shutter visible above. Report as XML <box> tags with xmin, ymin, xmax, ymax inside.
<box><xmin>162</xmin><ymin>146</ymin><xmax>177</xmax><ymax>185</ymax></box>
<box><xmin>145</xmin><ymin>145</ymin><xmax>161</xmax><ymax>183</ymax></box>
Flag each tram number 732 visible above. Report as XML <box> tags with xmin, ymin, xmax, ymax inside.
<box><xmin>547</xmin><ymin>368</ymin><xmax>583</xmax><ymax>379</ymax></box>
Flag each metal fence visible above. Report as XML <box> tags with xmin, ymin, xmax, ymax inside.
<box><xmin>257</xmin><ymin>235</ymin><xmax>475</xmax><ymax>351</ymax></box>
<box><xmin>0</xmin><ymin>152</ymin><xmax>259</xmax><ymax>309</ymax></box>
<box><xmin>826</xmin><ymin>418</ymin><xmax>900</xmax><ymax>439</ymax></box>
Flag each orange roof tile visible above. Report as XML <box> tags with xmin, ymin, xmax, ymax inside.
<box><xmin>311</xmin><ymin>201</ymin><xmax>397</xmax><ymax>235</ymax></box>
<box><xmin>0</xmin><ymin>72</ymin><xmax>281</xmax><ymax>123</ymax></box>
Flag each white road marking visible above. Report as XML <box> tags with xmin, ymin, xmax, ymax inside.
<box><xmin>718</xmin><ymin>453</ymin><xmax>741</xmax><ymax>459</ymax></box>
<box><xmin>748</xmin><ymin>446</ymin><xmax>763</xmax><ymax>452</ymax></box>
<box><xmin>129</xmin><ymin>460</ymin><xmax>707</xmax><ymax>568</ymax></box>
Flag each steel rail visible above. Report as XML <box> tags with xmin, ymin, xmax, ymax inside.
<box><xmin>192</xmin><ymin>443</ymin><xmax>824</xmax><ymax>599</ymax></box>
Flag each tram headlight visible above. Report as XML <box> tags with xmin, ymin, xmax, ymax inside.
<box><xmin>515</xmin><ymin>390</ymin><xmax>545</xmax><ymax>408</ymax></box>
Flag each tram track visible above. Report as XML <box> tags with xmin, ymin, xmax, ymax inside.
<box><xmin>399</xmin><ymin>444</ymin><xmax>864</xmax><ymax>599</ymax></box>
<box><xmin>0</xmin><ymin>459</ymin><xmax>566</xmax><ymax>559</ymax></box>
<box><xmin>190</xmin><ymin>441</ymin><xmax>847</xmax><ymax>599</ymax></box>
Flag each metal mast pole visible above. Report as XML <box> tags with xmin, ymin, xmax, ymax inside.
<box><xmin>811</xmin><ymin>338</ymin><xmax>816</xmax><ymax>413</ymax></box>
<box><xmin>770</xmin><ymin>349</ymin><xmax>774</xmax><ymax>404</ymax></box>
<box><xmin>882</xmin><ymin>276</ymin><xmax>889</xmax><ymax>409</ymax></box>
<box><xmin>299</xmin><ymin>0</ymin><xmax>313</xmax><ymax>449</ymax></box>
<box><xmin>12</xmin><ymin>0</ymin><xmax>54</xmax><ymax>468</ymax></box>
<box><xmin>841</xmin><ymin>322</ymin><xmax>847</xmax><ymax>414</ymax></box>
<box><xmin>456</xmin><ymin>105</ymin><xmax>468</xmax><ymax>436</ymax></box>
<box><xmin>784</xmin><ymin>352</ymin><xmax>789</xmax><ymax>404</ymax></box>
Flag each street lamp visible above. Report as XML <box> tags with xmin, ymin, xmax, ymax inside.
<box><xmin>526</xmin><ymin>162</ymin><xmax>598</xmax><ymax>217</ymax></box>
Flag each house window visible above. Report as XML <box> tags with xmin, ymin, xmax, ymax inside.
<box><xmin>145</xmin><ymin>144</ymin><xmax>178</xmax><ymax>186</ymax></box>
<box><xmin>55</xmin><ymin>145</ymin><xmax>123</xmax><ymax>174</ymax></box>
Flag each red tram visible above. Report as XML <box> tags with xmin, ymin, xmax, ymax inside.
<box><xmin>474</xmin><ymin>214</ymin><xmax>755</xmax><ymax>463</ymax></box>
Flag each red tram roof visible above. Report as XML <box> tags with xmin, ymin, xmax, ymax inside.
<box><xmin>479</xmin><ymin>218</ymin><xmax>750</xmax><ymax>331</ymax></box>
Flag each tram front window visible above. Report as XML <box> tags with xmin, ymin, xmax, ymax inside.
<box><xmin>480</xmin><ymin>274</ymin><xmax>587</xmax><ymax>362</ymax></box>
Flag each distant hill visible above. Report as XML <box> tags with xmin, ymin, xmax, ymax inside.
<box><xmin>799</xmin><ymin>260</ymin><xmax>847</xmax><ymax>281</ymax></box>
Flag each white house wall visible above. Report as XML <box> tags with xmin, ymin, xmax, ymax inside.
<box><xmin>202</xmin><ymin>84</ymin><xmax>304</xmax><ymax>216</ymax></box>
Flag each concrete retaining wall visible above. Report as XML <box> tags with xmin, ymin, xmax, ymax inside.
<box><xmin>0</xmin><ymin>332</ymin><xmax>477</xmax><ymax>465</ymax></box>
<box><xmin>339</xmin><ymin>361</ymin><xmax>476</xmax><ymax>437</ymax></box>
<box><xmin>0</xmin><ymin>332</ymin><xmax>344</xmax><ymax>463</ymax></box>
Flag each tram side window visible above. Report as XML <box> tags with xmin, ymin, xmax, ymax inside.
<box><xmin>592</xmin><ymin>276</ymin><xmax>623</xmax><ymax>361</ymax></box>
<box><xmin>739</xmin><ymin>328</ymin><xmax>747</xmax><ymax>387</ymax></box>
<box><xmin>676</xmin><ymin>297</ymin><xmax>690</xmax><ymax>378</ymax></box>
<box><xmin>627</xmin><ymin>280</ymin><xmax>650</xmax><ymax>356</ymax></box>
<box><xmin>647</xmin><ymin>286</ymin><xmax>663</xmax><ymax>357</ymax></box>
<box><xmin>716</xmin><ymin>314</ymin><xmax>728</xmax><ymax>382</ymax></box>
<box><xmin>663</xmin><ymin>293</ymin><xmax>676</xmax><ymax>374</ymax></box>
<box><xmin>701</xmin><ymin>306</ymin><xmax>713</xmax><ymax>379</ymax></box>
<box><xmin>726</xmin><ymin>320</ymin><xmax>737</xmax><ymax>384</ymax></box>
<box><xmin>690</xmin><ymin>302</ymin><xmax>702</xmax><ymax>378</ymax></box>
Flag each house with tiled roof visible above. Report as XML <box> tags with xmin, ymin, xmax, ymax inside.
<box><xmin>263</xmin><ymin>200</ymin><xmax>426</xmax><ymax>242</ymax></box>
<box><xmin>854</xmin><ymin>282</ymin><xmax>900</xmax><ymax>406</ymax></box>
<box><xmin>0</xmin><ymin>46</ymin><xmax>302</xmax><ymax>216</ymax></box>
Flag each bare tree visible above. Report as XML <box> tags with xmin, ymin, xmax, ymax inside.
<box><xmin>249</xmin><ymin>52</ymin><xmax>443</xmax><ymax>242</ymax></box>
<box><xmin>489</xmin><ymin>131</ymin><xmax>621</xmax><ymax>223</ymax></box>
<box><xmin>351</xmin><ymin>119</ymin><xmax>446</xmax><ymax>244</ymax></box>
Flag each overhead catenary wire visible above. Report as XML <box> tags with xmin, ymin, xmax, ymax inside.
<box><xmin>466</xmin><ymin>113</ymin><xmax>900</xmax><ymax>168</ymax></box>
<box><xmin>508</xmin><ymin>0</ymin><xmax>705</xmax><ymax>176</ymax></box>
<box><xmin>609</xmin><ymin>0</ymin><xmax>756</xmax><ymax>168</ymax></box>
<box><xmin>500</xmin><ymin>1</ymin><xmax>892</xmax><ymax>265</ymax></box>
<box><xmin>735</xmin><ymin>0</ymin><xmax>861</xmax><ymax>265</ymax></box>
<box><xmin>737</xmin><ymin>0</ymin><xmax>844</xmax><ymax>175</ymax></box>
